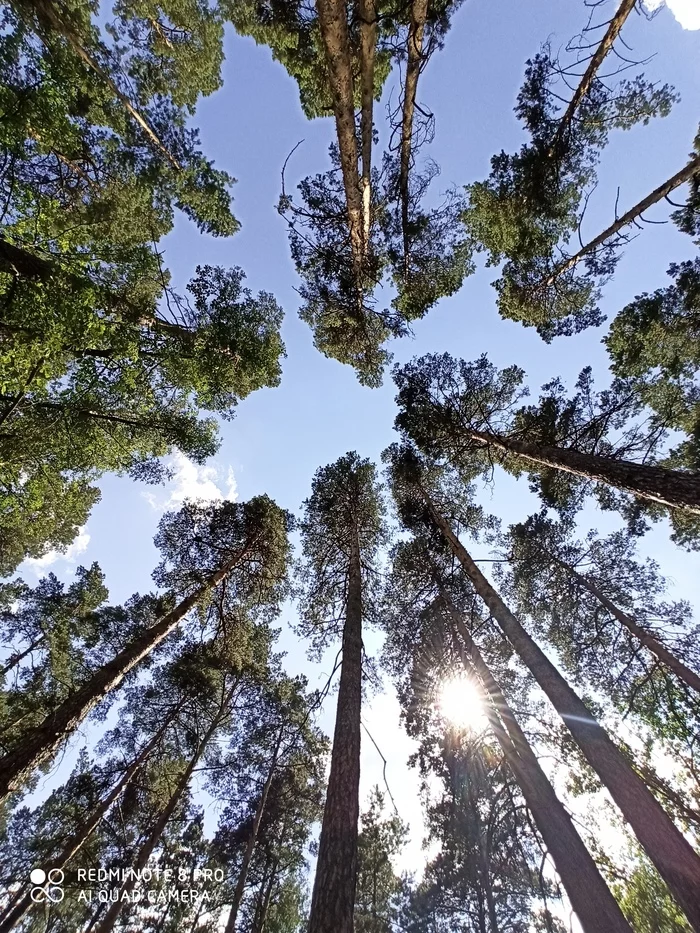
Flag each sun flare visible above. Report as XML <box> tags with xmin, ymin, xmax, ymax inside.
<box><xmin>438</xmin><ymin>676</ymin><xmax>487</xmax><ymax>731</ymax></box>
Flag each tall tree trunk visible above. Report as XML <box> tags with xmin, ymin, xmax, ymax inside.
<box><xmin>548</xmin><ymin>552</ymin><xmax>700</xmax><ymax>694</ymax></box>
<box><xmin>466</xmin><ymin>426</ymin><xmax>700</xmax><ymax>514</ymax></box>
<box><xmin>400</xmin><ymin>0</ymin><xmax>429</xmax><ymax>269</ymax></box>
<box><xmin>0</xmin><ymin>721</ymin><xmax>171</xmax><ymax>933</ymax></box>
<box><xmin>550</xmin><ymin>0</ymin><xmax>636</xmax><ymax>156</ymax></box>
<box><xmin>0</xmin><ymin>548</ymin><xmax>247</xmax><ymax>802</ymax></box>
<box><xmin>95</xmin><ymin>702</ymin><xmax>227</xmax><ymax>933</ymax></box>
<box><xmin>15</xmin><ymin>0</ymin><xmax>180</xmax><ymax>169</ymax></box>
<box><xmin>437</xmin><ymin>587</ymin><xmax>634</xmax><ymax>933</ymax></box>
<box><xmin>224</xmin><ymin>726</ymin><xmax>284</xmax><ymax>933</ymax></box>
<box><xmin>358</xmin><ymin>0</ymin><xmax>376</xmax><ymax>247</ymax></box>
<box><xmin>307</xmin><ymin>527</ymin><xmax>363</xmax><ymax>933</ymax></box>
<box><xmin>545</xmin><ymin>153</ymin><xmax>700</xmax><ymax>283</ymax></box>
<box><xmin>315</xmin><ymin>0</ymin><xmax>365</xmax><ymax>274</ymax></box>
<box><xmin>423</xmin><ymin>494</ymin><xmax>700</xmax><ymax>931</ymax></box>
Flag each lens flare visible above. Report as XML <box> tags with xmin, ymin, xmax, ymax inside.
<box><xmin>438</xmin><ymin>676</ymin><xmax>487</xmax><ymax>731</ymax></box>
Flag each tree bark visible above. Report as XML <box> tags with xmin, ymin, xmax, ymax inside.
<box><xmin>400</xmin><ymin>0</ymin><xmax>429</xmax><ymax>268</ymax></box>
<box><xmin>307</xmin><ymin>527</ymin><xmax>363</xmax><ymax>933</ymax></box>
<box><xmin>437</xmin><ymin>587</ymin><xmax>634</xmax><ymax>933</ymax></box>
<box><xmin>545</xmin><ymin>153</ymin><xmax>700</xmax><ymax>283</ymax></box>
<box><xmin>550</xmin><ymin>0</ymin><xmax>636</xmax><ymax>156</ymax></box>
<box><xmin>315</xmin><ymin>0</ymin><xmax>365</xmax><ymax>274</ymax></box>
<box><xmin>467</xmin><ymin>426</ymin><xmax>700</xmax><ymax>514</ymax></box>
<box><xmin>0</xmin><ymin>720</ymin><xmax>171</xmax><ymax>933</ymax></box>
<box><xmin>423</xmin><ymin>490</ymin><xmax>700</xmax><ymax>931</ymax></box>
<box><xmin>0</xmin><ymin>549</ymin><xmax>246</xmax><ymax>803</ymax></box>
<box><xmin>549</xmin><ymin>553</ymin><xmax>700</xmax><ymax>695</ymax></box>
<box><xmin>95</xmin><ymin>700</ymin><xmax>228</xmax><ymax>933</ymax></box>
<box><xmin>224</xmin><ymin>726</ymin><xmax>284</xmax><ymax>933</ymax></box>
<box><xmin>358</xmin><ymin>0</ymin><xmax>376</xmax><ymax>247</ymax></box>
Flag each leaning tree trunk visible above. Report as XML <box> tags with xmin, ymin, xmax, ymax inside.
<box><xmin>224</xmin><ymin>726</ymin><xmax>284</xmax><ymax>933</ymax></box>
<box><xmin>423</xmin><ymin>489</ymin><xmax>700</xmax><ymax>931</ymax></box>
<box><xmin>95</xmin><ymin>706</ymin><xmax>226</xmax><ymax>933</ymax></box>
<box><xmin>400</xmin><ymin>0</ymin><xmax>429</xmax><ymax>268</ymax></box>
<box><xmin>438</xmin><ymin>587</ymin><xmax>634</xmax><ymax>933</ymax></box>
<box><xmin>307</xmin><ymin>527</ymin><xmax>363</xmax><ymax>933</ymax></box>
<box><xmin>467</xmin><ymin>426</ymin><xmax>700</xmax><ymax>514</ymax></box>
<box><xmin>545</xmin><ymin>152</ymin><xmax>700</xmax><ymax>283</ymax></box>
<box><xmin>358</xmin><ymin>0</ymin><xmax>376</xmax><ymax>247</ymax></box>
<box><xmin>550</xmin><ymin>0</ymin><xmax>636</xmax><ymax>156</ymax></box>
<box><xmin>315</xmin><ymin>0</ymin><xmax>365</xmax><ymax>274</ymax></box>
<box><xmin>0</xmin><ymin>548</ymin><xmax>246</xmax><ymax>802</ymax></box>
<box><xmin>0</xmin><ymin>718</ymin><xmax>173</xmax><ymax>933</ymax></box>
<box><xmin>549</xmin><ymin>553</ymin><xmax>700</xmax><ymax>694</ymax></box>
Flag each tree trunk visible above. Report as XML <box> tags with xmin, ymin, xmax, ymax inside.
<box><xmin>307</xmin><ymin>527</ymin><xmax>363</xmax><ymax>933</ymax></box>
<box><xmin>95</xmin><ymin>705</ymin><xmax>226</xmax><ymax>933</ymax></box>
<box><xmin>400</xmin><ymin>0</ymin><xmax>429</xmax><ymax>268</ymax></box>
<box><xmin>315</xmin><ymin>0</ymin><xmax>365</xmax><ymax>274</ymax></box>
<box><xmin>550</xmin><ymin>553</ymin><xmax>700</xmax><ymax>694</ymax></box>
<box><xmin>437</xmin><ymin>587</ymin><xmax>634</xmax><ymax>933</ymax></box>
<box><xmin>0</xmin><ymin>549</ymin><xmax>246</xmax><ymax>802</ymax></box>
<box><xmin>253</xmin><ymin>860</ymin><xmax>277</xmax><ymax>933</ymax></box>
<box><xmin>545</xmin><ymin>153</ymin><xmax>700</xmax><ymax>283</ymax></box>
<box><xmin>358</xmin><ymin>0</ymin><xmax>376</xmax><ymax>247</ymax></box>
<box><xmin>468</xmin><ymin>426</ymin><xmax>700</xmax><ymax>514</ymax></box>
<box><xmin>0</xmin><ymin>721</ymin><xmax>170</xmax><ymax>933</ymax></box>
<box><xmin>224</xmin><ymin>726</ymin><xmax>284</xmax><ymax>933</ymax></box>
<box><xmin>550</xmin><ymin>0</ymin><xmax>636</xmax><ymax>156</ymax></box>
<box><xmin>18</xmin><ymin>0</ymin><xmax>180</xmax><ymax>169</ymax></box>
<box><xmin>423</xmin><ymin>491</ymin><xmax>700</xmax><ymax>931</ymax></box>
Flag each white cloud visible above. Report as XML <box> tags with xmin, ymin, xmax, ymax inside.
<box><xmin>143</xmin><ymin>451</ymin><xmax>238</xmax><ymax>513</ymax></box>
<box><xmin>644</xmin><ymin>0</ymin><xmax>700</xmax><ymax>29</ymax></box>
<box><xmin>24</xmin><ymin>528</ymin><xmax>91</xmax><ymax>573</ymax></box>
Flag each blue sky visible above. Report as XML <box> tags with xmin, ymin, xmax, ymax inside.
<box><xmin>20</xmin><ymin>0</ymin><xmax>700</xmax><ymax>884</ymax></box>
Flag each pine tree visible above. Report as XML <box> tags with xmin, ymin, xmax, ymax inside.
<box><xmin>0</xmin><ymin>495</ymin><xmax>292</xmax><ymax>803</ymax></box>
<box><xmin>394</xmin><ymin>353</ymin><xmax>700</xmax><ymax>539</ymax></box>
<box><xmin>384</xmin><ymin>442</ymin><xmax>700</xmax><ymax>929</ymax></box>
<box><xmin>354</xmin><ymin>788</ymin><xmax>407</xmax><ymax>933</ymax></box>
<box><xmin>382</xmin><ymin>531</ymin><xmax>632</xmax><ymax>932</ymax></box>
<box><xmin>462</xmin><ymin>18</ymin><xmax>677</xmax><ymax>339</ymax></box>
<box><xmin>297</xmin><ymin>452</ymin><xmax>386</xmax><ymax>933</ymax></box>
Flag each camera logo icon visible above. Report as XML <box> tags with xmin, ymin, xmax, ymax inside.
<box><xmin>30</xmin><ymin>868</ymin><xmax>65</xmax><ymax>903</ymax></box>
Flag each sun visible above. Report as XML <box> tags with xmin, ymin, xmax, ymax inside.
<box><xmin>438</xmin><ymin>675</ymin><xmax>488</xmax><ymax>732</ymax></box>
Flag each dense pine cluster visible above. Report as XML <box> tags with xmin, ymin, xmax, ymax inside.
<box><xmin>0</xmin><ymin>1</ymin><xmax>699</xmax><ymax>931</ymax></box>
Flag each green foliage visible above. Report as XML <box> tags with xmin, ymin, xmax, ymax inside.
<box><xmin>355</xmin><ymin>787</ymin><xmax>407</xmax><ymax>933</ymax></box>
<box><xmin>463</xmin><ymin>48</ymin><xmax>676</xmax><ymax>339</ymax></box>
<box><xmin>613</xmin><ymin>850</ymin><xmax>692</xmax><ymax>933</ymax></box>
<box><xmin>296</xmin><ymin>451</ymin><xmax>387</xmax><ymax>651</ymax></box>
<box><xmin>606</xmin><ymin>259</ymin><xmax>700</xmax><ymax>470</ymax></box>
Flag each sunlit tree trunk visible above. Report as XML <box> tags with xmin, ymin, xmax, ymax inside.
<box><xmin>437</xmin><ymin>586</ymin><xmax>634</xmax><ymax>933</ymax></box>
<box><xmin>423</xmin><ymin>490</ymin><xmax>700</xmax><ymax>930</ymax></box>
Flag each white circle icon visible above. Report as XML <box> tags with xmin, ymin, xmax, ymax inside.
<box><xmin>29</xmin><ymin>869</ymin><xmax>46</xmax><ymax>885</ymax></box>
<box><xmin>47</xmin><ymin>869</ymin><xmax>64</xmax><ymax>884</ymax></box>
